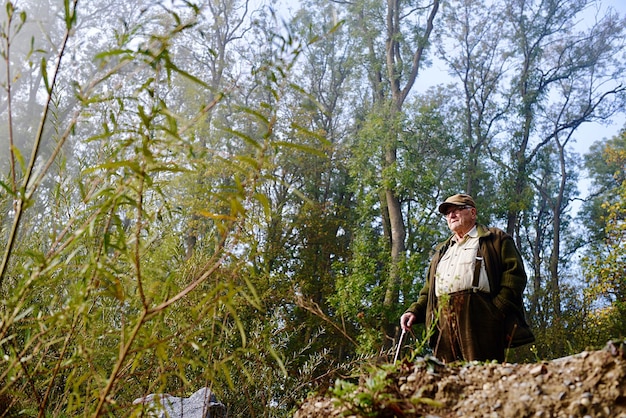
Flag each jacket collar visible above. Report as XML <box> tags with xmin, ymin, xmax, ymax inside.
<box><xmin>476</xmin><ymin>223</ymin><xmax>491</xmax><ymax>238</ymax></box>
<box><xmin>436</xmin><ymin>223</ymin><xmax>491</xmax><ymax>252</ymax></box>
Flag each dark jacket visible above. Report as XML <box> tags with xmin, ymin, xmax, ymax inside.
<box><xmin>405</xmin><ymin>224</ymin><xmax>529</xmax><ymax>334</ymax></box>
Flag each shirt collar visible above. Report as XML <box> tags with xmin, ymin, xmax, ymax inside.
<box><xmin>451</xmin><ymin>224</ymin><xmax>478</xmax><ymax>243</ymax></box>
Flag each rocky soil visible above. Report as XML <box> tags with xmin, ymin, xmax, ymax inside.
<box><xmin>295</xmin><ymin>341</ymin><xmax>626</xmax><ymax>418</ymax></box>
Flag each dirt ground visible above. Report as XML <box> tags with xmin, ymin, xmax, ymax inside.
<box><xmin>295</xmin><ymin>341</ymin><xmax>626</xmax><ymax>417</ymax></box>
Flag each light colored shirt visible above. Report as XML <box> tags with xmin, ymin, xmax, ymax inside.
<box><xmin>435</xmin><ymin>225</ymin><xmax>490</xmax><ymax>297</ymax></box>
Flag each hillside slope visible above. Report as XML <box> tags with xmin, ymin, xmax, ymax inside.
<box><xmin>295</xmin><ymin>341</ymin><xmax>626</xmax><ymax>417</ymax></box>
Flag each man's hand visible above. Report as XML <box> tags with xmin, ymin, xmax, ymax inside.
<box><xmin>400</xmin><ymin>312</ymin><xmax>416</xmax><ymax>332</ymax></box>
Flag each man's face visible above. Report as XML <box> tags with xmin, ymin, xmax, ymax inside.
<box><xmin>444</xmin><ymin>205</ymin><xmax>476</xmax><ymax>235</ymax></box>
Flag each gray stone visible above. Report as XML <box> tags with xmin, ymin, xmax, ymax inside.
<box><xmin>133</xmin><ymin>387</ymin><xmax>227</xmax><ymax>418</ymax></box>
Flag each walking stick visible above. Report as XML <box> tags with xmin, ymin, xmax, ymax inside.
<box><xmin>393</xmin><ymin>329</ymin><xmax>406</xmax><ymax>363</ymax></box>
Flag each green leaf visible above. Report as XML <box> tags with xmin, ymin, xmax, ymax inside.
<box><xmin>86</xmin><ymin>160</ymin><xmax>142</xmax><ymax>175</ymax></box>
<box><xmin>267</xmin><ymin>344</ymin><xmax>287</xmax><ymax>377</ymax></box>
<box><xmin>5</xmin><ymin>2</ymin><xmax>14</xmax><ymax>19</ymax></box>
<box><xmin>221</xmin><ymin>127</ymin><xmax>262</xmax><ymax>150</ymax></box>
<box><xmin>41</xmin><ymin>57</ymin><xmax>50</xmax><ymax>92</ymax></box>
<box><xmin>0</xmin><ymin>180</ymin><xmax>15</xmax><ymax>196</ymax></box>
<box><xmin>64</xmin><ymin>0</ymin><xmax>77</xmax><ymax>29</ymax></box>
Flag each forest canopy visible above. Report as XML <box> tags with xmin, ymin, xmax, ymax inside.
<box><xmin>0</xmin><ymin>0</ymin><xmax>625</xmax><ymax>416</ymax></box>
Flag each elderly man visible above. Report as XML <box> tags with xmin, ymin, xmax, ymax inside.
<box><xmin>400</xmin><ymin>194</ymin><xmax>534</xmax><ymax>362</ymax></box>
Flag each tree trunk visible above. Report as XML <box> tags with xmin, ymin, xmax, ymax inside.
<box><xmin>379</xmin><ymin>0</ymin><xmax>439</xmax><ymax>346</ymax></box>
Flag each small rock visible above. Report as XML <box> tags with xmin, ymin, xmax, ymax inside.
<box><xmin>500</xmin><ymin>367</ymin><xmax>514</xmax><ymax>376</ymax></box>
<box><xmin>133</xmin><ymin>387</ymin><xmax>226</xmax><ymax>418</ymax></box>
<box><xmin>529</xmin><ymin>364</ymin><xmax>545</xmax><ymax>376</ymax></box>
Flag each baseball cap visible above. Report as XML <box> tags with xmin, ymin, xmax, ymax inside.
<box><xmin>438</xmin><ymin>194</ymin><xmax>476</xmax><ymax>214</ymax></box>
